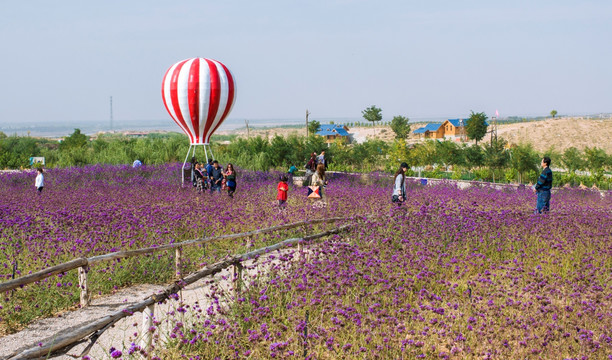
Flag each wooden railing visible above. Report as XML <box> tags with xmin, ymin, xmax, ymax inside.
<box><xmin>0</xmin><ymin>217</ymin><xmax>349</xmax><ymax>305</ymax></box>
<box><xmin>3</xmin><ymin>220</ymin><xmax>360</xmax><ymax>360</ymax></box>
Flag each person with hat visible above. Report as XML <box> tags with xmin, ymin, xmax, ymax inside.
<box><xmin>392</xmin><ymin>162</ymin><xmax>409</xmax><ymax>204</ymax></box>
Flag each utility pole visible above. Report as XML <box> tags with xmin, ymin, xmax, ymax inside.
<box><xmin>305</xmin><ymin>109</ymin><xmax>310</xmax><ymax>137</ymax></box>
<box><xmin>110</xmin><ymin>96</ymin><xmax>113</xmax><ymax>131</ymax></box>
<box><xmin>245</xmin><ymin>119</ymin><xmax>250</xmax><ymax>139</ymax></box>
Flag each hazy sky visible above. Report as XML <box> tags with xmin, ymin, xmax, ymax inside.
<box><xmin>1</xmin><ymin>0</ymin><xmax>611</xmax><ymax>125</ymax></box>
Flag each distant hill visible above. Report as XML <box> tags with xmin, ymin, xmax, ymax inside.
<box><xmin>496</xmin><ymin>117</ymin><xmax>612</xmax><ymax>153</ymax></box>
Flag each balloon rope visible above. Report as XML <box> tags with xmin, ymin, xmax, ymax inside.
<box><xmin>207</xmin><ymin>144</ymin><xmax>215</xmax><ymax>161</ymax></box>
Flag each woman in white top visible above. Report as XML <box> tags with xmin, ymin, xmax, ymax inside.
<box><xmin>392</xmin><ymin>162</ymin><xmax>408</xmax><ymax>204</ymax></box>
<box><xmin>310</xmin><ymin>163</ymin><xmax>328</xmax><ymax>202</ymax></box>
<box><xmin>35</xmin><ymin>168</ymin><xmax>44</xmax><ymax>193</ymax></box>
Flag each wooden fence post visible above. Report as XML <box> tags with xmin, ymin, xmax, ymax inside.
<box><xmin>141</xmin><ymin>303</ymin><xmax>155</xmax><ymax>353</ymax></box>
<box><xmin>78</xmin><ymin>266</ymin><xmax>90</xmax><ymax>307</ymax></box>
<box><xmin>233</xmin><ymin>262</ymin><xmax>243</xmax><ymax>296</ymax></box>
<box><xmin>175</xmin><ymin>247</ymin><xmax>183</xmax><ymax>279</ymax></box>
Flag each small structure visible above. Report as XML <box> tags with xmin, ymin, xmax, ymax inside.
<box><xmin>29</xmin><ymin>157</ymin><xmax>45</xmax><ymax>167</ymax></box>
<box><xmin>315</xmin><ymin>124</ymin><xmax>350</xmax><ymax>143</ymax></box>
<box><xmin>412</xmin><ymin>123</ymin><xmax>444</xmax><ymax>139</ymax></box>
<box><xmin>413</xmin><ymin>118</ymin><xmax>488</xmax><ymax>141</ymax></box>
<box><xmin>441</xmin><ymin>119</ymin><xmax>467</xmax><ymax>138</ymax></box>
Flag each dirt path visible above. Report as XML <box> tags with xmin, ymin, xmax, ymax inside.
<box><xmin>0</xmin><ymin>249</ymin><xmax>295</xmax><ymax>360</ymax></box>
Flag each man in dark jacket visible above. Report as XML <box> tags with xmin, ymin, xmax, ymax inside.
<box><xmin>205</xmin><ymin>158</ymin><xmax>214</xmax><ymax>189</ymax></box>
<box><xmin>533</xmin><ymin>156</ymin><xmax>553</xmax><ymax>213</ymax></box>
<box><xmin>210</xmin><ymin>160</ymin><xmax>224</xmax><ymax>193</ymax></box>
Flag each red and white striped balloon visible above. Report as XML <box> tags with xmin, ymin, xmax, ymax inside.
<box><xmin>161</xmin><ymin>58</ymin><xmax>237</xmax><ymax>145</ymax></box>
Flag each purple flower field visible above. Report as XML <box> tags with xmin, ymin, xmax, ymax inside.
<box><xmin>149</xmin><ymin>182</ymin><xmax>611</xmax><ymax>359</ymax></box>
<box><xmin>0</xmin><ymin>165</ymin><xmax>383</xmax><ymax>332</ymax></box>
<box><xmin>1</xmin><ymin>165</ymin><xmax>611</xmax><ymax>359</ymax></box>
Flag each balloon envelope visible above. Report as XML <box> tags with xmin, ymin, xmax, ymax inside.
<box><xmin>161</xmin><ymin>58</ymin><xmax>236</xmax><ymax>145</ymax></box>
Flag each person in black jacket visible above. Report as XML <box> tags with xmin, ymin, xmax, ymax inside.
<box><xmin>533</xmin><ymin>157</ymin><xmax>553</xmax><ymax>213</ymax></box>
<box><xmin>210</xmin><ymin>160</ymin><xmax>224</xmax><ymax>193</ymax></box>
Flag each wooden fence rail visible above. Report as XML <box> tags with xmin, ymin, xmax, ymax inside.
<box><xmin>0</xmin><ymin>216</ymin><xmax>348</xmax><ymax>296</ymax></box>
<box><xmin>3</xmin><ymin>223</ymin><xmax>356</xmax><ymax>360</ymax></box>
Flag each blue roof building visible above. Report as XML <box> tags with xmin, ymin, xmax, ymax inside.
<box><xmin>413</xmin><ymin>123</ymin><xmax>443</xmax><ymax>134</ymax></box>
<box><xmin>316</xmin><ymin>124</ymin><xmax>351</xmax><ymax>143</ymax></box>
<box><xmin>413</xmin><ymin>118</ymin><xmax>488</xmax><ymax>140</ymax></box>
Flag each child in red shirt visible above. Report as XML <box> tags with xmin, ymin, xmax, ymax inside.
<box><xmin>277</xmin><ymin>175</ymin><xmax>289</xmax><ymax>206</ymax></box>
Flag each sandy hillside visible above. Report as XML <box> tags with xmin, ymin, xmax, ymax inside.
<box><xmin>495</xmin><ymin>117</ymin><xmax>612</xmax><ymax>153</ymax></box>
<box><xmin>218</xmin><ymin>117</ymin><xmax>612</xmax><ymax>153</ymax></box>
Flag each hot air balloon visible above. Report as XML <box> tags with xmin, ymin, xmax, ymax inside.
<box><xmin>161</xmin><ymin>57</ymin><xmax>237</xmax><ymax>183</ymax></box>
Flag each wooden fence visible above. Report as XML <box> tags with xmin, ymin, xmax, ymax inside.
<box><xmin>2</xmin><ymin>220</ymin><xmax>359</xmax><ymax>360</ymax></box>
<box><xmin>0</xmin><ymin>216</ymin><xmax>348</xmax><ymax>304</ymax></box>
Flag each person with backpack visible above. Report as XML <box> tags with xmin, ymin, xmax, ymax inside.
<box><xmin>305</xmin><ymin>152</ymin><xmax>317</xmax><ymax>184</ymax></box>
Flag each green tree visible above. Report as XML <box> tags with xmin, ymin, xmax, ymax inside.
<box><xmin>60</xmin><ymin>128</ymin><xmax>88</xmax><ymax>151</ymax></box>
<box><xmin>465</xmin><ymin>111</ymin><xmax>488</xmax><ymax>144</ymax></box>
<box><xmin>409</xmin><ymin>140</ymin><xmax>436</xmax><ymax>168</ymax></box>
<box><xmin>268</xmin><ymin>135</ymin><xmax>292</xmax><ymax>167</ymax></box>
<box><xmin>583</xmin><ymin>147</ymin><xmax>608</xmax><ymax>172</ymax></box>
<box><xmin>560</xmin><ymin>147</ymin><xmax>584</xmax><ymax>174</ymax></box>
<box><xmin>464</xmin><ymin>144</ymin><xmax>484</xmax><ymax>170</ymax></box>
<box><xmin>390</xmin><ymin>115</ymin><xmax>410</xmax><ymax>139</ymax></box>
<box><xmin>387</xmin><ymin>138</ymin><xmax>409</xmax><ymax>170</ymax></box>
<box><xmin>484</xmin><ymin>137</ymin><xmax>509</xmax><ymax>183</ymax></box>
<box><xmin>509</xmin><ymin>143</ymin><xmax>539</xmax><ymax>183</ymax></box>
<box><xmin>362</xmin><ymin>105</ymin><xmax>382</xmax><ymax>124</ymax></box>
<box><xmin>542</xmin><ymin>145</ymin><xmax>561</xmax><ymax>164</ymax></box>
<box><xmin>434</xmin><ymin>140</ymin><xmax>463</xmax><ymax>171</ymax></box>
<box><xmin>308</xmin><ymin>120</ymin><xmax>321</xmax><ymax>136</ymax></box>
<box><xmin>550</xmin><ymin>110</ymin><xmax>558</xmax><ymax>118</ymax></box>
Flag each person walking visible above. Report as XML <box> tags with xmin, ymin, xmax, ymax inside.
<box><xmin>533</xmin><ymin>156</ymin><xmax>553</xmax><ymax>213</ymax></box>
<box><xmin>392</xmin><ymin>162</ymin><xmax>408</xmax><ymax>205</ymax></box>
<box><xmin>35</xmin><ymin>168</ymin><xmax>44</xmax><ymax>194</ymax></box>
<box><xmin>311</xmin><ymin>163</ymin><xmax>328</xmax><ymax>203</ymax></box>
<box><xmin>224</xmin><ymin>163</ymin><xmax>237</xmax><ymax>198</ymax></box>
<box><xmin>209</xmin><ymin>160</ymin><xmax>224</xmax><ymax>193</ymax></box>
